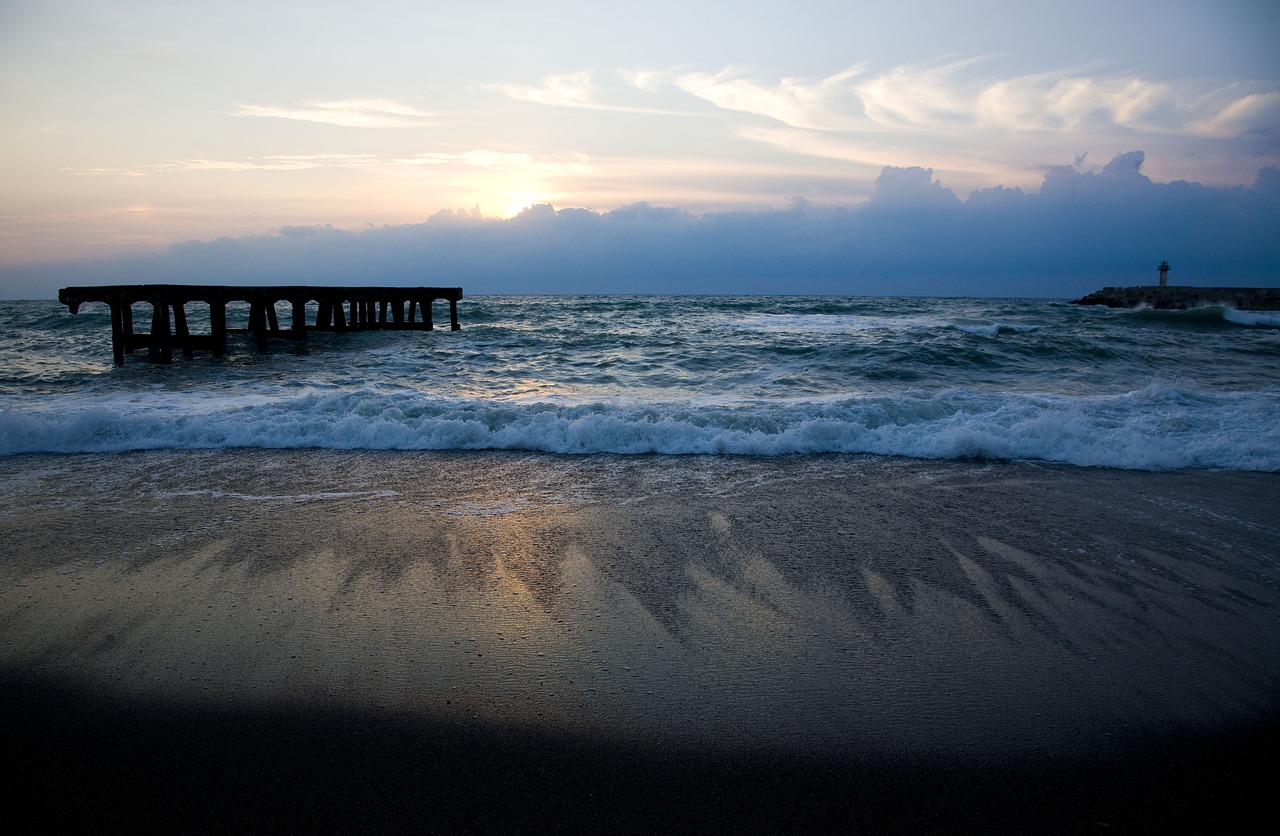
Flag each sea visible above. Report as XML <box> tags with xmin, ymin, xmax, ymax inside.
<box><xmin>1</xmin><ymin>294</ymin><xmax>1278</xmax><ymax>470</ymax></box>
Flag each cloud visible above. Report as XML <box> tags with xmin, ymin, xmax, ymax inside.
<box><xmin>485</xmin><ymin>71</ymin><xmax>707</xmax><ymax>116</ymax></box>
<box><xmin>61</xmin><ymin>153</ymin><xmax>385</xmax><ymax>176</ymax></box>
<box><xmin>394</xmin><ymin>150</ymin><xmax>590</xmax><ymax>174</ymax></box>
<box><xmin>618</xmin><ymin>68</ymin><xmax>672</xmax><ymax>93</ymax></box>
<box><xmin>851</xmin><ymin>59</ymin><xmax>983</xmax><ymax>128</ymax></box>
<box><xmin>655</xmin><ymin>59</ymin><xmax>1280</xmax><ymax>141</ymax></box>
<box><xmin>673</xmin><ymin>65</ymin><xmax>866</xmax><ymax>130</ymax></box>
<box><xmin>1187</xmin><ymin>91</ymin><xmax>1280</xmax><ymax>138</ymax></box>
<box><xmin>457</xmin><ymin>150</ymin><xmax>590</xmax><ymax>173</ymax></box>
<box><xmin>976</xmin><ymin>73</ymin><xmax>1172</xmax><ymax>131</ymax></box>
<box><xmin>10</xmin><ymin>152</ymin><xmax>1277</xmax><ymax>300</ymax></box>
<box><xmin>474</xmin><ymin>59</ymin><xmax>1277</xmax><ymax>196</ymax></box>
<box><xmin>63</xmin><ymin>167</ymin><xmax>147</xmax><ymax>177</ymax></box>
<box><xmin>616</xmin><ymin>59</ymin><xmax>1277</xmax><ymax>196</ymax></box>
<box><xmin>973</xmin><ymin>72</ymin><xmax>1280</xmax><ymax>138</ymax></box>
<box><xmin>230</xmin><ymin>99</ymin><xmax>436</xmax><ymax>128</ymax></box>
<box><xmin>485</xmin><ymin>72</ymin><xmax>599</xmax><ymax>108</ymax></box>
<box><xmin>663</xmin><ymin>60</ymin><xmax>987</xmax><ymax>131</ymax></box>
<box><xmin>62</xmin><ymin>149</ymin><xmax>587</xmax><ymax>177</ymax></box>
<box><xmin>161</xmin><ymin>153</ymin><xmax>383</xmax><ymax>172</ymax></box>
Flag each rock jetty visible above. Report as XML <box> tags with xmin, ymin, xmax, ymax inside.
<box><xmin>1073</xmin><ymin>286</ymin><xmax>1280</xmax><ymax>310</ymax></box>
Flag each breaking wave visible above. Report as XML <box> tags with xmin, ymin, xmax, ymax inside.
<box><xmin>3</xmin><ymin>382</ymin><xmax>1276</xmax><ymax>471</ymax></box>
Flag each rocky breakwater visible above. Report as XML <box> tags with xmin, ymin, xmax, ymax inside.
<box><xmin>1073</xmin><ymin>286</ymin><xmax>1280</xmax><ymax>310</ymax></box>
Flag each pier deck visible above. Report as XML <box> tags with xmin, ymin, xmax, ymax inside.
<box><xmin>58</xmin><ymin>284</ymin><xmax>462</xmax><ymax>365</ymax></box>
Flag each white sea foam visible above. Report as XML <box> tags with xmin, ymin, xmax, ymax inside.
<box><xmin>1223</xmin><ymin>308</ymin><xmax>1280</xmax><ymax>328</ymax></box>
<box><xmin>2</xmin><ymin>384</ymin><xmax>1276</xmax><ymax>471</ymax></box>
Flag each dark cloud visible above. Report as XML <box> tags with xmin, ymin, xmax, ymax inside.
<box><xmin>5</xmin><ymin>153</ymin><xmax>1278</xmax><ymax>299</ymax></box>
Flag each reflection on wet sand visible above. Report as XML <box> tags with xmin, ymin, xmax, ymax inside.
<box><xmin>2</xmin><ymin>450</ymin><xmax>1276</xmax><ymax>767</ymax></box>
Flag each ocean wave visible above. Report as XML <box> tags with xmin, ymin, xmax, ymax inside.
<box><xmin>1122</xmin><ymin>305</ymin><xmax>1280</xmax><ymax>328</ymax></box>
<box><xmin>730</xmin><ymin>312</ymin><xmax>1041</xmax><ymax>339</ymax></box>
<box><xmin>950</xmin><ymin>322</ymin><xmax>1042</xmax><ymax>337</ymax></box>
<box><xmin>1223</xmin><ymin>308</ymin><xmax>1280</xmax><ymax>328</ymax></box>
<box><xmin>3</xmin><ymin>384</ymin><xmax>1276</xmax><ymax>471</ymax></box>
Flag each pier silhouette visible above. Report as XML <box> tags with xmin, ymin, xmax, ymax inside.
<box><xmin>59</xmin><ymin>284</ymin><xmax>462</xmax><ymax>365</ymax></box>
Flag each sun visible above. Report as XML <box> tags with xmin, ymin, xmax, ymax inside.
<box><xmin>499</xmin><ymin>190</ymin><xmax>551</xmax><ymax>218</ymax></box>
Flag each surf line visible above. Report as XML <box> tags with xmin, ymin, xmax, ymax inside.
<box><xmin>58</xmin><ymin>284</ymin><xmax>463</xmax><ymax>365</ymax></box>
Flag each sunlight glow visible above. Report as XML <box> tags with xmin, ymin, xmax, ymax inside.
<box><xmin>500</xmin><ymin>191</ymin><xmax>552</xmax><ymax>219</ymax></box>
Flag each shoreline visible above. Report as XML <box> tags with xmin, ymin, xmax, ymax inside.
<box><xmin>3</xmin><ymin>450</ymin><xmax>1278</xmax><ymax>829</ymax></box>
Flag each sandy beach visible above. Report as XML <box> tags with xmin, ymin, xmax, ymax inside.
<box><xmin>3</xmin><ymin>450</ymin><xmax>1277</xmax><ymax>831</ymax></box>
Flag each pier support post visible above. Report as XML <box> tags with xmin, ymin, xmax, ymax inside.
<box><xmin>249</xmin><ymin>301</ymin><xmax>269</xmax><ymax>352</ymax></box>
<box><xmin>450</xmin><ymin>298</ymin><xmax>459</xmax><ymax>331</ymax></box>
<box><xmin>110</xmin><ymin>302</ymin><xmax>126</xmax><ymax>366</ymax></box>
<box><xmin>249</xmin><ymin>301</ymin><xmax>264</xmax><ymax>334</ymax></box>
<box><xmin>122</xmin><ymin>305</ymin><xmax>135</xmax><ymax>354</ymax></box>
<box><xmin>149</xmin><ymin>300</ymin><xmax>172</xmax><ymax>363</ymax></box>
<box><xmin>173</xmin><ymin>303</ymin><xmax>193</xmax><ymax>359</ymax></box>
<box><xmin>292</xmin><ymin>299</ymin><xmax>308</xmax><ymax>340</ymax></box>
<box><xmin>210</xmin><ymin>302</ymin><xmax>227</xmax><ymax>358</ymax></box>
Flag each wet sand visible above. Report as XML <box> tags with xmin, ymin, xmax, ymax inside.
<box><xmin>2</xmin><ymin>450</ymin><xmax>1277</xmax><ymax>831</ymax></box>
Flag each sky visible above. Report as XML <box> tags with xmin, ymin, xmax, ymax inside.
<box><xmin>2</xmin><ymin>0</ymin><xmax>1278</xmax><ymax>298</ymax></box>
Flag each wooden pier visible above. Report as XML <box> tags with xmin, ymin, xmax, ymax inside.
<box><xmin>58</xmin><ymin>284</ymin><xmax>463</xmax><ymax>365</ymax></box>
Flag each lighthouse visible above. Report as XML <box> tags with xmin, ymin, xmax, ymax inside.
<box><xmin>1158</xmin><ymin>260</ymin><xmax>1170</xmax><ymax>287</ymax></box>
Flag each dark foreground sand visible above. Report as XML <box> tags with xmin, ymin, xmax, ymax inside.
<box><xmin>2</xmin><ymin>451</ymin><xmax>1277</xmax><ymax>832</ymax></box>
